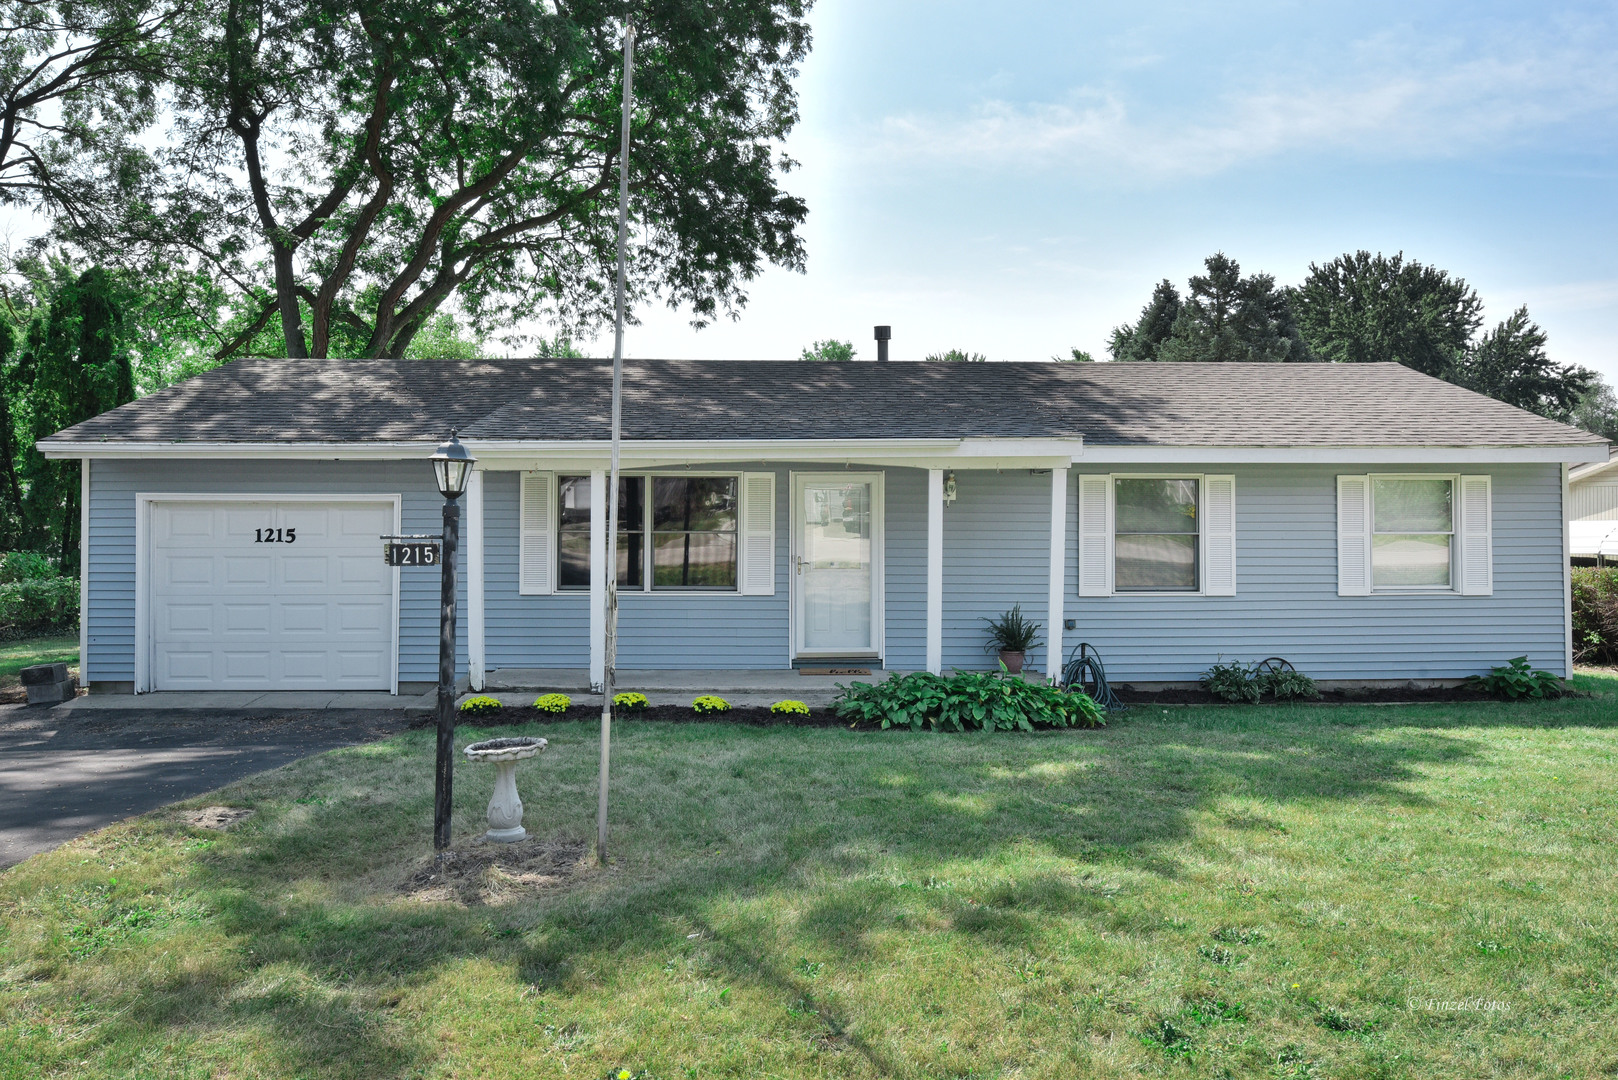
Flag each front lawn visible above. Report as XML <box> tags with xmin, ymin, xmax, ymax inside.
<box><xmin>3</xmin><ymin>674</ymin><xmax>1617</xmax><ymax>1078</ymax></box>
<box><xmin>0</xmin><ymin>633</ymin><xmax>76</xmax><ymax>690</ymax></box>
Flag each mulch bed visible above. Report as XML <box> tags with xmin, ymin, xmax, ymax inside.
<box><xmin>1112</xmin><ymin>683</ymin><xmax>1507</xmax><ymax>706</ymax></box>
<box><xmin>449</xmin><ymin>704</ymin><xmax>851</xmax><ymax>728</ymax></box>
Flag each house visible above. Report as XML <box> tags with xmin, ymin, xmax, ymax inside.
<box><xmin>38</xmin><ymin>358</ymin><xmax>1608</xmax><ymax>695</ymax></box>
<box><xmin>1569</xmin><ymin>449</ymin><xmax>1618</xmax><ymax>565</ymax></box>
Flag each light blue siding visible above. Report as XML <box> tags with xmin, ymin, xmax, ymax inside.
<box><xmin>85</xmin><ymin>459</ymin><xmax>469</xmax><ymax>686</ymax></box>
<box><xmin>1062</xmin><ymin>463</ymin><xmax>1570</xmax><ymax>681</ymax></box>
<box><xmin>83</xmin><ymin>456</ymin><xmax>1571</xmax><ymax>687</ymax></box>
<box><xmin>484</xmin><ymin>463</ymin><xmax>795</xmax><ymax>670</ymax></box>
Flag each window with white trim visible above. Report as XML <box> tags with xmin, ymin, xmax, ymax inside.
<box><xmin>1115</xmin><ymin>478</ymin><xmax>1200</xmax><ymax>591</ymax></box>
<box><xmin>1370</xmin><ymin>476</ymin><xmax>1453</xmax><ymax>589</ymax></box>
<box><xmin>557</xmin><ymin>473</ymin><xmax>736</xmax><ymax>591</ymax></box>
<box><xmin>1076</xmin><ymin>473</ymin><xmax>1237</xmax><ymax>597</ymax></box>
<box><xmin>1336</xmin><ymin>473</ymin><xmax>1492</xmax><ymax>597</ymax></box>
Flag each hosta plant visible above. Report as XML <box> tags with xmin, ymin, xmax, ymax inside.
<box><xmin>1467</xmin><ymin>656</ymin><xmax>1566</xmax><ymax>700</ymax></box>
<box><xmin>533</xmin><ymin>693</ymin><xmax>571</xmax><ymax>713</ymax></box>
<box><xmin>832</xmin><ymin>670</ymin><xmax>1103</xmax><ymax>732</ymax></box>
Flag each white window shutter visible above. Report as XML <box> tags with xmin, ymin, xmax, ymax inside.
<box><xmin>1337</xmin><ymin>475</ymin><xmax>1372</xmax><ymax>596</ymax></box>
<box><xmin>1457</xmin><ymin>475</ymin><xmax>1493</xmax><ymax>596</ymax></box>
<box><xmin>739</xmin><ymin>471</ymin><xmax>776</xmax><ymax>595</ymax></box>
<box><xmin>519</xmin><ymin>471</ymin><xmax>554</xmax><ymax>595</ymax></box>
<box><xmin>1203</xmin><ymin>475</ymin><xmax>1236</xmax><ymax>595</ymax></box>
<box><xmin>1077</xmin><ymin>474</ymin><xmax>1112</xmax><ymax>596</ymax></box>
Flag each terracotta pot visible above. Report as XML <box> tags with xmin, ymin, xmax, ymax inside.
<box><xmin>998</xmin><ymin>649</ymin><xmax>1026</xmax><ymax>675</ymax></box>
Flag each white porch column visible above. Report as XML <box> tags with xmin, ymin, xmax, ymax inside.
<box><xmin>589</xmin><ymin>467</ymin><xmax>606</xmax><ymax>690</ymax></box>
<box><xmin>926</xmin><ymin>468</ymin><xmax>944</xmax><ymax>675</ymax></box>
<box><xmin>466</xmin><ymin>469</ymin><xmax>486</xmax><ymax>691</ymax></box>
<box><xmin>1047</xmin><ymin>466</ymin><xmax>1068</xmax><ymax>681</ymax></box>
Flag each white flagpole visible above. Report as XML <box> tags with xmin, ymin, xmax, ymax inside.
<box><xmin>599</xmin><ymin>20</ymin><xmax>634</xmax><ymax>865</ymax></box>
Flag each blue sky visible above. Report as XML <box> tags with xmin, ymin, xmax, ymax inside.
<box><xmin>621</xmin><ymin>0</ymin><xmax>1618</xmax><ymax>382</ymax></box>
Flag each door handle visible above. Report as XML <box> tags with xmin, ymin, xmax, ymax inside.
<box><xmin>797</xmin><ymin>556</ymin><xmax>805</xmax><ymax>575</ymax></box>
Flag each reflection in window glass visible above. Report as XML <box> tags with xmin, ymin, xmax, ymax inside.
<box><xmin>1372</xmin><ymin>478</ymin><xmax>1453</xmax><ymax>588</ymax></box>
<box><xmin>1114</xmin><ymin>478</ymin><xmax>1199</xmax><ymax>590</ymax></box>
<box><xmin>652</xmin><ymin>477</ymin><xmax>738</xmax><ymax>589</ymax></box>
<box><xmin>556</xmin><ymin>475</ymin><xmax>644</xmax><ymax>590</ymax></box>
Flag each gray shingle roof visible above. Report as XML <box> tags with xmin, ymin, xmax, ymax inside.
<box><xmin>41</xmin><ymin>356</ymin><xmax>1608</xmax><ymax>449</ymax></box>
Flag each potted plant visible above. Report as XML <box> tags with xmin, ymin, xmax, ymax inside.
<box><xmin>982</xmin><ymin>604</ymin><xmax>1042</xmax><ymax>675</ymax></box>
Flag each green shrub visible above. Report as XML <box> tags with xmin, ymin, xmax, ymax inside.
<box><xmin>1467</xmin><ymin>656</ymin><xmax>1565</xmax><ymax>700</ymax></box>
<box><xmin>0</xmin><ymin>551</ymin><xmax>57</xmax><ymax>583</ymax></box>
<box><xmin>458</xmin><ymin>695</ymin><xmax>503</xmax><ymax>717</ymax></box>
<box><xmin>770</xmin><ymin>699</ymin><xmax>809</xmax><ymax>716</ymax></box>
<box><xmin>1200</xmin><ymin>660</ymin><xmax>1261</xmax><ymax>703</ymax></box>
<box><xmin>831</xmin><ymin>670</ymin><xmax>1103</xmax><ymax>732</ymax></box>
<box><xmin>0</xmin><ymin>575</ymin><xmax>78</xmax><ymax>635</ymax></box>
<box><xmin>532</xmin><ymin>693</ymin><xmax>571</xmax><ymax>713</ymax></box>
<box><xmin>691</xmin><ymin>695</ymin><xmax>731</xmax><ymax>714</ymax></box>
<box><xmin>613</xmin><ymin>691</ymin><xmax>649</xmax><ymax>712</ymax></box>
<box><xmin>1258</xmin><ymin>667</ymin><xmax>1321</xmax><ymax>701</ymax></box>
<box><xmin>1572</xmin><ymin>567</ymin><xmax>1618</xmax><ymax>666</ymax></box>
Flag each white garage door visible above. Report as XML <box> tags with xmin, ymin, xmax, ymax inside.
<box><xmin>149</xmin><ymin>499</ymin><xmax>397</xmax><ymax>691</ymax></box>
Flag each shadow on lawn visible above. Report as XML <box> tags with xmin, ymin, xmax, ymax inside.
<box><xmin>125</xmin><ymin>690</ymin><xmax>1618</xmax><ymax>1076</ymax></box>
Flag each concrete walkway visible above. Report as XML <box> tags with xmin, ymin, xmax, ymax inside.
<box><xmin>60</xmin><ymin>689</ymin><xmax>437</xmax><ymax>713</ymax></box>
<box><xmin>480</xmin><ymin>667</ymin><xmax>900</xmax><ymax>707</ymax></box>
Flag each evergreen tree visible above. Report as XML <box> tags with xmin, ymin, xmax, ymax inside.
<box><xmin>925</xmin><ymin>349</ymin><xmax>988</xmax><ymax>362</ymax></box>
<box><xmin>1456</xmin><ymin>307</ymin><xmax>1595</xmax><ymax>423</ymax></box>
<box><xmin>1111</xmin><ymin>256</ymin><xmax>1310</xmax><ymax>363</ymax></box>
<box><xmin>1108</xmin><ymin>279</ymin><xmax>1180</xmax><ymax>361</ymax></box>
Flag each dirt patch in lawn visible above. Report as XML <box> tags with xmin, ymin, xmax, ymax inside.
<box><xmin>400</xmin><ymin>837</ymin><xmax>594</xmax><ymax>906</ymax></box>
<box><xmin>179</xmin><ymin>806</ymin><xmax>256</xmax><ymax>830</ymax></box>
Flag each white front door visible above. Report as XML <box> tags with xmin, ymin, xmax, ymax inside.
<box><xmin>793</xmin><ymin>474</ymin><xmax>882</xmax><ymax>658</ymax></box>
<box><xmin>148</xmin><ymin>499</ymin><xmax>398</xmax><ymax>691</ymax></box>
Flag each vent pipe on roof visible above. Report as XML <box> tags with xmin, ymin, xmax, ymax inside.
<box><xmin>874</xmin><ymin>325</ymin><xmax>891</xmax><ymax>362</ymax></box>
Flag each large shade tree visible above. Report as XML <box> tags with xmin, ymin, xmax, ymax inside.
<box><xmin>73</xmin><ymin>0</ymin><xmax>811</xmax><ymax>360</ymax></box>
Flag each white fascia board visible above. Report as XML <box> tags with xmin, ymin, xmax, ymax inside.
<box><xmin>464</xmin><ymin>437</ymin><xmax>1082</xmax><ymax>470</ymax></box>
<box><xmin>1079</xmin><ymin>444</ymin><xmax>1609</xmax><ymax>464</ymax></box>
<box><xmin>37</xmin><ymin>440</ymin><xmax>435</xmax><ymax>461</ymax></box>
<box><xmin>1570</xmin><ymin>454</ymin><xmax>1618</xmax><ymax>483</ymax></box>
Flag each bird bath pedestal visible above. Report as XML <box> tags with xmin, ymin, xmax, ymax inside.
<box><xmin>462</xmin><ymin>737</ymin><xmax>548</xmax><ymax>843</ymax></box>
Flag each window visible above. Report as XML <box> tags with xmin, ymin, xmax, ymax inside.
<box><xmin>556</xmin><ymin>474</ymin><xmax>738</xmax><ymax>591</ymax></box>
<box><xmin>1371</xmin><ymin>477</ymin><xmax>1453</xmax><ymax>589</ymax></box>
<box><xmin>1114</xmin><ymin>478</ymin><xmax>1199</xmax><ymax>591</ymax></box>
<box><xmin>652</xmin><ymin>476</ymin><xmax>738</xmax><ymax>589</ymax></box>
<box><xmin>556</xmin><ymin>475</ymin><xmax>645</xmax><ymax>590</ymax></box>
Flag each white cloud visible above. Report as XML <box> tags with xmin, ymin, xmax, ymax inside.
<box><xmin>865</xmin><ymin>18</ymin><xmax>1618</xmax><ymax>183</ymax></box>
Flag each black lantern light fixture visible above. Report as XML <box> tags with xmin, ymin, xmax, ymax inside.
<box><xmin>432</xmin><ymin>431</ymin><xmax>475</xmax><ymax>499</ymax></box>
<box><xmin>430</xmin><ymin>430</ymin><xmax>475</xmax><ymax>850</ymax></box>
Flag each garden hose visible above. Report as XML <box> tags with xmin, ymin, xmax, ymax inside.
<box><xmin>1062</xmin><ymin>642</ymin><xmax>1127</xmax><ymax>713</ymax></box>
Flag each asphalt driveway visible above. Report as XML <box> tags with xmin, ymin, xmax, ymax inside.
<box><xmin>0</xmin><ymin>705</ymin><xmax>416</xmax><ymax>870</ymax></box>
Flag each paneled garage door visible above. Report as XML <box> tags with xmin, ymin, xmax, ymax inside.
<box><xmin>148</xmin><ymin>499</ymin><xmax>397</xmax><ymax>691</ymax></box>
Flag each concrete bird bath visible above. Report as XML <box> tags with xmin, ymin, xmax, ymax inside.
<box><xmin>462</xmin><ymin>736</ymin><xmax>548</xmax><ymax>843</ymax></box>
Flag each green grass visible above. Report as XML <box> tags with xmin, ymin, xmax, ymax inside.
<box><xmin>0</xmin><ymin>633</ymin><xmax>76</xmax><ymax>687</ymax></box>
<box><xmin>4</xmin><ymin>674</ymin><xmax>1618</xmax><ymax>1079</ymax></box>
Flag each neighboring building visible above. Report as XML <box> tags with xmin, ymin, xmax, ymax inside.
<box><xmin>1569</xmin><ymin>449</ymin><xmax>1618</xmax><ymax>565</ymax></box>
<box><xmin>38</xmin><ymin>359</ymin><xmax>1608</xmax><ymax>694</ymax></box>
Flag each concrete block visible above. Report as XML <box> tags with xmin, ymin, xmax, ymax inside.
<box><xmin>20</xmin><ymin>662</ymin><xmax>68</xmax><ymax>686</ymax></box>
<box><xmin>26</xmin><ymin>675</ymin><xmax>76</xmax><ymax>705</ymax></box>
